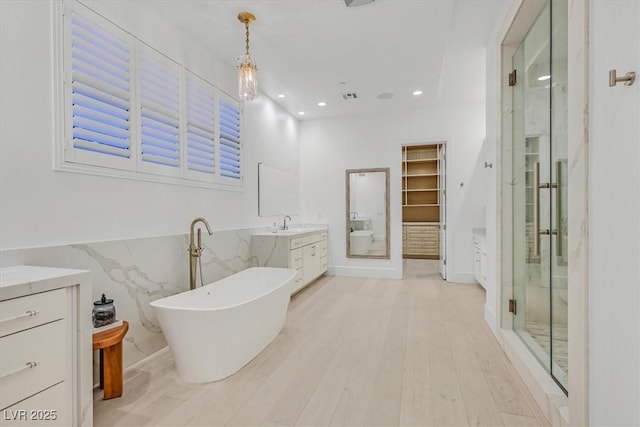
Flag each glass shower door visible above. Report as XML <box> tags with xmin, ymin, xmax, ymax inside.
<box><xmin>549</xmin><ymin>0</ymin><xmax>568</xmax><ymax>392</ymax></box>
<box><xmin>511</xmin><ymin>0</ymin><xmax>568</xmax><ymax>394</ymax></box>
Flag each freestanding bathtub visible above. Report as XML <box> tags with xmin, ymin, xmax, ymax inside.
<box><xmin>150</xmin><ymin>267</ymin><xmax>296</xmax><ymax>383</ymax></box>
<box><xmin>350</xmin><ymin>230</ymin><xmax>374</xmax><ymax>255</ymax></box>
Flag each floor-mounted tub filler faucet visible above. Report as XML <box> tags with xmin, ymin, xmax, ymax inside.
<box><xmin>282</xmin><ymin>215</ymin><xmax>292</xmax><ymax>230</ymax></box>
<box><xmin>189</xmin><ymin>217</ymin><xmax>213</xmax><ymax>290</ymax></box>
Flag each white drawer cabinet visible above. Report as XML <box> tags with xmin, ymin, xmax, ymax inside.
<box><xmin>320</xmin><ymin>234</ymin><xmax>328</xmax><ymax>273</ymax></box>
<box><xmin>252</xmin><ymin>229</ymin><xmax>328</xmax><ymax>295</ymax></box>
<box><xmin>288</xmin><ymin>248</ymin><xmax>304</xmax><ymax>291</ymax></box>
<box><xmin>0</xmin><ymin>318</ymin><xmax>68</xmax><ymax>410</ymax></box>
<box><xmin>473</xmin><ymin>236</ymin><xmax>482</xmax><ymax>283</ymax></box>
<box><xmin>0</xmin><ymin>266</ymin><xmax>92</xmax><ymax>427</ymax></box>
<box><xmin>403</xmin><ymin>224</ymin><xmax>439</xmax><ymax>258</ymax></box>
<box><xmin>472</xmin><ymin>231</ymin><xmax>487</xmax><ymax>289</ymax></box>
<box><xmin>2</xmin><ymin>382</ymin><xmax>68</xmax><ymax>426</ymax></box>
<box><xmin>0</xmin><ymin>288</ymin><xmax>66</xmax><ymax>337</ymax></box>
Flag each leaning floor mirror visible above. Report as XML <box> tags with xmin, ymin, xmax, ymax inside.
<box><xmin>346</xmin><ymin>168</ymin><xmax>390</xmax><ymax>259</ymax></box>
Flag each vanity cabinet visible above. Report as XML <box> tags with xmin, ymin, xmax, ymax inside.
<box><xmin>302</xmin><ymin>242</ymin><xmax>321</xmax><ymax>288</ymax></box>
<box><xmin>252</xmin><ymin>230</ymin><xmax>328</xmax><ymax>295</ymax></box>
<box><xmin>1</xmin><ymin>290</ymin><xmax>69</xmax><ymax>422</ymax></box>
<box><xmin>472</xmin><ymin>230</ymin><xmax>487</xmax><ymax>288</ymax></box>
<box><xmin>0</xmin><ymin>266</ymin><xmax>92</xmax><ymax>427</ymax></box>
<box><xmin>473</xmin><ymin>236</ymin><xmax>482</xmax><ymax>283</ymax></box>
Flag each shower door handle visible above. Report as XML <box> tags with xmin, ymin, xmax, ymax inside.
<box><xmin>555</xmin><ymin>160</ymin><xmax>563</xmax><ymax>258</ymax></box>
<box><xmin>533</xmin><ymin>161</ymin><xmax>551</xmax><ymax>257</ymax></box>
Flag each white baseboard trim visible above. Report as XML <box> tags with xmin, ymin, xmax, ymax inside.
<box><xmin>328</xmin><ymin>265</ymin><xmax>402</xmax><ymax>279</ymax></box>
<box><xmin>484</xmin><ymin>303</ymin><xmax>498</xmax><ymax>336</ymax></box>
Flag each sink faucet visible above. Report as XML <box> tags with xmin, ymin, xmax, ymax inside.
<box><xmin>188</xmin><ymin>217</ymin><xmax>213</xmax><ymax>290</ymax></box>
<box><xmin>351</xmin><ymin>211</ymin><xmax>358</xmax><ymax>220</ymax></box>
<box><xmin>282</xmin><ymin>215</ymin><xmax>292</xmax><ymax>230</ymax></box>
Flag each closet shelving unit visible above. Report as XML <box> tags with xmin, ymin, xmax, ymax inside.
<box><xmin>402</xmin><ymin>144</ymin><xmax>441</xmax><ymax>259</ymax></box>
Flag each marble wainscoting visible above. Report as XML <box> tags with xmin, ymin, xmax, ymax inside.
<box><xmin>6</xmin><ymin>228</ymin><xmax>256</xmax><ymax>384</ymax></box>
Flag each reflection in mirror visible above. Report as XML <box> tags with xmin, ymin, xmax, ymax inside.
<box><xmin>346</xmin><ymin>168</ymin><xmax>390</xmax><ymax>259</ymax></box>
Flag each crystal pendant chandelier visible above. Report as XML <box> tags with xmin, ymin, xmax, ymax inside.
<box><xmin>237</xmin><ymin>12</ymin><xmax>257</xmax><ymax>101</ymax></box>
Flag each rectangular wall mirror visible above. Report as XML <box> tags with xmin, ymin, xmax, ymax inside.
<box><xmin>258</xmin><ymin>162</ymin><xmax>299</xmax><ymax>216</ymax></box>
<box><xmin>346</xmin><ymin>168</ymin><xmax>390</xmax><ymax>259</ymax></box>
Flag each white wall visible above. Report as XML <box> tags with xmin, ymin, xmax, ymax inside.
<box><xmin>299</xmin><ymin>105</ymin><xmax>486</xmax><ymax>280</ymax></box>
<box><xmin>0</xmin><ymin>0</ymin><xmax>299</xmax><ymax>250</ymax></box>
<box><xmin>483</xmin><ymin>26</ymin><xmax>500</xmax><ymax>332</ymax></box>
<box><xmin>588</xmin><ymin>1</ymin><xmax>640</xmax><ymax>425</ymax></box>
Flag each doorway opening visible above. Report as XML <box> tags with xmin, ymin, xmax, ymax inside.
<box><xmin>401</xmin><ymin>142</ymin><xmax>447</xmax><ymax>279</ymax></box>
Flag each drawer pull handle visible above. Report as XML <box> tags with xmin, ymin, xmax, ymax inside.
<box><xmin>0</xmin><ymin>310</ymin><xmax>40</xmax><ymax>324</ymax></box>
<box><xmin>1</xmin><ymin>361</ymin><xmax>39</xmax><ymax>380</ymax></box>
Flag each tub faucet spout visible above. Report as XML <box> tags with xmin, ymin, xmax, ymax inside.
<box><xmin>189</xmin><ymin>217</ymin><xmax>213</xmax><ymax>290</ymax></box>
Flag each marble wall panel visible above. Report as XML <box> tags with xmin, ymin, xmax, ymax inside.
<box><xmin>9</xmin><ymin>228</ymin><xmax>256</xmax><ymax>384</ymax></box>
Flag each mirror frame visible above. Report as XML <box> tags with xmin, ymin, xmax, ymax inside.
<box><xmin>345</xmin><ymin>167</ymin><xmax>390</xmax><ymax>259</ymax></box>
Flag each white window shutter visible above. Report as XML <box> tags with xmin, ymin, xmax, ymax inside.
<box><xmin>67</xmin><ymin>11</ymin><xmax>132</xmax><ymax>169</ymax></box>
<box><xmin>185</xmin><ymin>73</ymin><xmax>216</xmax><ymax>179</ymax></box>
<box><xmin>61</xmin><ymin>2</ymin><xmax>243</xmax><ymax>191</ymax></box>
<box><xmin>218</xmin><ymin>97</ymin><xmax>242</xmax><ymax>182</ymax></box>
<box><xmin>138</xmin><ymin>46</ymin><xmax>181</xmax><ymax>176</ymax></box>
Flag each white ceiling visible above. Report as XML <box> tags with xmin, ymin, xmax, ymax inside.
<box><xmin>136</xmin><ymin>0</ymin><xmax>510</xmax><ymax>120</ymax></box>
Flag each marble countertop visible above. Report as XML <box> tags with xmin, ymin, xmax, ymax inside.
<box><xmin>252</xmin><ymin>225</ymin><xmax>328</xmax><ymax>238</ymax></box>
<box><xmin>0</xmin><ymin>265</ymin><xmax>90</xmax><ymax>301</ymax></box>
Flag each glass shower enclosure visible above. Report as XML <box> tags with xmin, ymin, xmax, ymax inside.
<box><xmin>510</xmin><ymin>0</ymin><xmax>568</xmax><ymax>393</ymax></box>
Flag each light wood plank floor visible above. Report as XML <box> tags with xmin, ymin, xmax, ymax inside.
<box><xmin>94</xmin><ymin>260</ymin><xmax>549</xmax><ymax>427</ymax></box>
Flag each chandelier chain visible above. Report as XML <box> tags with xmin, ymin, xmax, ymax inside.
<box><xmin>245</xmin><ymin>23</ymin><xmax>250</xmax><ymax>56</ymax></box>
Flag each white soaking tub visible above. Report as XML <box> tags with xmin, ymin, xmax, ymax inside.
<box><xmin>350</xmin><ymin>230</ymin><xmax>374</xmax><ymax>255</ymax></box>
<box><xmin>150</xmin><ymin>267</ymin><xmax>296</xmax><ymax>383</ymax></box>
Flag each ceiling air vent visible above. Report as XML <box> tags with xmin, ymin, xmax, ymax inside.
<box><xmin>342</xmin><ymin>92</ymin><xmax>358</xmax><ymax>100</ymax></box>
<box><xmin>344</xmin><ymin>0</ymin><xmax>375</xmax><ymax>7</ymax></box>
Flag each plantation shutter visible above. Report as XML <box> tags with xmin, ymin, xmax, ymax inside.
<box><xmin>63</xmin><ymin>2</ymin><xmax>244</xmax><ymax>190</ymax></box>
<box><xmin>218</xmin><ymin>99</ymin><xmax>241</xmax><ymax>181</ymax></box>
<box><xmin>185</xmin><ymin>74</ymin><xmax>216</xmax><ymax>176</ymax></box>
<box><xmin>70</xmin><ymin>12</ymin><xmax>131</xmax><ymax>160</ymax></box>
<box><xmin>139</xmin><ymin>49</ymin><xmax>180</xmax><ymax>170</ymax></box>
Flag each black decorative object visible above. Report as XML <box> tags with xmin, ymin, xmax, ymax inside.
<box><xmin>93</xmin><ymin>294</ymin><xmax>116</xmax><ymax>328</ymax></box>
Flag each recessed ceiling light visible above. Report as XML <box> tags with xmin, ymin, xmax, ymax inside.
<box><xmin>298</xmin><ymin>111</ymin><xmax>305</xmax><ymax>115</ymax></box>
<box><xmin>317</xmin><ymin>102</ymin><xmax>327</xmax><ymax>107</ymax></box>
<box><xmin>277</xmin><ymin>94</ymin><xmax>286</xmax><ymax>98</ymax></box>
<box><xmin>377</xmin><ymin>92</ymin><xmax>394</xmax><ymax>100</ymax></box>
<box><xmin>412</xmin><ymin>90</ymin><xmax>423</xmax><ymax>96</ymax></box>
<box><xmin>538</xmin><ymin>75</ymin><xmax>551</xmax><ymax>81</ymax></box>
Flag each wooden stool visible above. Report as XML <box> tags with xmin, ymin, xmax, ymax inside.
<box><xmin>92</xmin><ymin>321</ymin><xmax>129</xmax><ymax>400</ymax></box>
